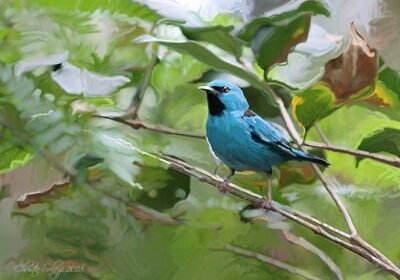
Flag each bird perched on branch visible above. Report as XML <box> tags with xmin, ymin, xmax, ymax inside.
<box><xmin>199</xmin><ymin>79</ymin><xmax>329</xmax><ymax>206</ymax></box>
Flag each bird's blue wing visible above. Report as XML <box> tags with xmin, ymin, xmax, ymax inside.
<box><xmin>242</xmin><ymin>110</ymin><xmax>296</xmax><ymax>156</ymax></box>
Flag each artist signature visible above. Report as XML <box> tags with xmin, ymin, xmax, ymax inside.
<box><xmin>14</xmin><ymin>260</ymin><xmax>86</xmax><ymax>280</ymax></box>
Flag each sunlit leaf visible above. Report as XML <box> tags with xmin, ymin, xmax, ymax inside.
<box><xmin>292</xmin><ymin>83</ymin><xmax>337</xmax><ymax>131</ymax></box>
<box><xmin>0</xmin><ymin>145</ymin><xmax>33</xmax><ymax>174</ymax></box>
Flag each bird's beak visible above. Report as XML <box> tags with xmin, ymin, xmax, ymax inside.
<box><xmin>198</xmin><ymin>85</ymin><xmax>219</xmax><ymax>95</ymax></box>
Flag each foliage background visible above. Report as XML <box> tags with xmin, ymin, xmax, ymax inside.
<box><xmin>0</xmin><ymin>0</ymin><xmax>400</xmax><ymax>279</ymax></box>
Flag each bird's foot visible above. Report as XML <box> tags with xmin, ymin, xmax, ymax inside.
<box><xmin>217</xmin><ymin>180</ymin><xmax>230</xmax><ymax>194</ymax></box>
<box><xmin>259</xmin><ymin>197</ymin><xmax>272</xmax><ymax>209</ymax></box>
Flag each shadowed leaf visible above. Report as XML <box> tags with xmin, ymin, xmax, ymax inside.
<box><xmin>239</xmin><ymin>0</ymin><xmax>329</xmax><ymax>72</ymax></box>
<box><xmin>135</xmin><ymin>36</ymin><xmax>275</xmax><ymax>103</ymax></box>
<box><xmin>357</xmin><ymin>128</ymin><xmax>400</xmax><ymax>166</ymax></box>
<box><xmin>179</xmin><ymin>25</ymin><xmax>242</xmax><ymax>60</ymax></box>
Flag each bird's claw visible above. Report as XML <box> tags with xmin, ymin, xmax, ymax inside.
<box><xmin>259</xmin><ymin>198</ymin><xmax>272</xmax><ymax>209</ymax></box>
<box><xmin>218</xmin><ymin>180</ymin><xmax>230</xmax><ymax>194</ymax></box>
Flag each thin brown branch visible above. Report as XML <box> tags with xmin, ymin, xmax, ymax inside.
<box><xmin>283</xmin><ymin>230</ymin><xmax>344</xmax><ymax>280</ymax></box>
<box><xmin>16</xmin><ymin>175</ymin><xmax>178</xmax><ymax>225</ymax></box>
<box><xmin>305</xmin><ymin>141</ymin><xmax>400</xmax><ymax>168</ymax></box>
<box><xmin>98</xmin><ymin>117</ymin><xmax>400</xmax><ymax>170</ymax></box>
<box><xmin>97</xmin><ymin>116</ymin><xmax>204</xmax><ymax>139</ymax></box>
<box><xmin>161</xmin><ymin>154</ymin><xmax>400</xmax><ymax>278</ymax></box>
<box><xmin>96</xmin><ymin>100</ymin><xmax>400</xmax><ymax>274</ymax></box>
<box><xmin>221</xmin><ymin>244</ymin><xmax>321</xmax><ymax>280</ymax></box>
<box><xmin>17</xmin><ymin>176</ymin><xmax>70</xmax><ymax>208</ymax></box>
<box><xmin>98</xmin><ymin>115</ymin><xmax>400</xmax><ymax>272</ymax></box>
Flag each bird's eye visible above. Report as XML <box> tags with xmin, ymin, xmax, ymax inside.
<box><xmin>222</xmin><ymin>86</ymin><xmax>230</xmax><ymax>93</ymax></box>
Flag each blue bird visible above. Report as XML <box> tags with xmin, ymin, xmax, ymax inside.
<box><xmin>199</xmin><ymin>79</ymin><xmax>329</xmax><ymax>205</ymax></box>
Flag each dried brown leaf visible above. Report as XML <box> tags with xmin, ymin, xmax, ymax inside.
<box><xmin>321</xmin><ymin>23</ymin><xmax>377</xmax><ymax>102</ymax></box>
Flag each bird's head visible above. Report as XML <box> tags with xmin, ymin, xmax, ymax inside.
<box><xmin>198</xmin><ymin>80</ymin><xmax>249</xmax><ymax>116</ymax></box>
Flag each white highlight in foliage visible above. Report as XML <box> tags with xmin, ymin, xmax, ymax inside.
<box><xmin>136</xmin><ymin>0</ymin><xmax>248</xmax><ymax>26</ymax></box>
<box><xmin>270</xmin><ymin>24</ymin><xmax>343</xmax><ymax>89</ymax></box>
<box><xmin>15</xmin><ymin>52</ymin><xmax>69</xmax><ymax>76</ymax></box>
<box><xmin>16</xmin><ymin>52</ymin><xmax>130</xmax><ymax>96</ymax></box>
<box><xmin>51</xmin><ymin>63</ymin><xmax>130</xmax><ymax>96</ymax></box>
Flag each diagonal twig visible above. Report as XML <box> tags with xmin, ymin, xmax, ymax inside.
<box><xmin>96</xmin><ymin>116</ymin><xmax>400</xmax><ymax>169</ymax></box>
<box><xmin>220</xmin><ymin>244</ymin><xmax>322</xmax><ymax>280</ymax></box>
<box><xmin>283</xmin><ymin>230</ymin><xmax>344</xmax><ymax>280</ymax></box>
<box><xmin>304</xmin><ymin>140</ymin><xmax>400</xmax><ymax>168</ymax></box>
<box><xmin>17</xmin><ymin>176</ymin><xmax>71</xmax><ymax>208</ymax></box>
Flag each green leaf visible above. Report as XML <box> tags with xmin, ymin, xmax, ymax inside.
<box><xmin>0</xmin><ymin>145</ymin><xmax>33</xmax><ymax>173</ymax></box>
<box><xmin>363</xmin><ymin>66</ymin><xmax>400</xmax><ymax>120</ymax></box>
<box><xmin>239</xmin><ymin>0</ymin><xmax>329</xmax><ymax>41</ymax></box>
<box><xmin>135</xmin><ymin>36</ymin><xmax>276</xmax><ymax>105</ymax></box>
<box><xmin>357</xmin><ymin>128</ymin><xmax>400</xmax><ymax>166</ymax></box>
<box><xmin>292</xmin><ymin>83</ymin><xmax>337</xmax><ymax>131</ymax></box>
<box><xmin>151</xmin><ymin>54</ymin><xmax>208</xmax><ymax>99</ymax></box>
<box><xmin>380</xmin><ymin>67</ymin><xmax>400</xmax><ymax>94</ymax></box>
<box><xmin>179</xmin><ymin>25</ymin><xmax>242</xmax><ymax>60</ymax></box>
<box><xmin>239</xmin><ymin>0</ymin><xmax>329</xmax><ymax>72</ymax></box>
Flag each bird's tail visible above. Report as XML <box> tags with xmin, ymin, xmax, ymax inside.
<box><xmin>292</xmin><ymin>149</ymin><xmax>330</xmax><ymax>167</ymax></box>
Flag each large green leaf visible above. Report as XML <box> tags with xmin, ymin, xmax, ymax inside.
<box><xmin>135</xmin><ymin>36</ymin><xmax>276</xmax><ymax>105</ymax></box>
<box><xmin>292</xmin><ymin>83</ymin><xmax>337</xmax><ymax>132</ymax></box>
<box><xmin>179</xmin><ymin>25</ymin><xmax>242</xmax><ymax>60</ymax></box>
<box><xmin>239</xmin><ymin>0</ymin><xmax>329</xmax><ymax>72</ymax></box>
<box><xmin>357</xmin><ymin>128</ymin><xmax>400</xmax><ymax>166</ymax></box>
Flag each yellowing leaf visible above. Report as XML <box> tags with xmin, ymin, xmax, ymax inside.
<box><xmin>292</xmin><ymin>83</ymin><xmax>337</xmax><ymax>131</ymax></box>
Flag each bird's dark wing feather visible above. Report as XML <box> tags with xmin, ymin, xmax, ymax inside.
<box><xmin>242</xmin><ymin>113</ymin><xmax>296</xmax><ymax>156</ymax></box>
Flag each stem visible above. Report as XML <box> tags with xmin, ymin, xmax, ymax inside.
<box><xmin>283</xmin><ymin>230</ymin><xmax>344</xmax><ymax>280</ymax></box>
<box><xmin>221</xmin><ymin>244</ymin><xmax>322</xmax><ymax>280</ymax></box>
<box><xmin>305</xmin><ymin>141</ymin><xmax>400</xmax><ymax>168</ymax></box>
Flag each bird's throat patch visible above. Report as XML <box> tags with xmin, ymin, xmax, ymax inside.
<box><xmin>207</xmin><ymin>93</ymin><xmax>225</xmax><ymax>116</ymax></box>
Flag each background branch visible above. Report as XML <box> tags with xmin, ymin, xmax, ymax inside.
<box><xmin>305</xmin><ymin>141</ymin><xmax>400</xmax><ymax>168</ymax></box>
<box><xmin>97</xmin><ymin>116</ymin><xmax>400</xmax><ymax>169</ymax></box>
<box><xmin>283</xmin><ymin>230</ymin><xmax>344</xmax><ymax>280</ymax></box>
<box><xmin>220</xmin><ymin>244</ymin><xmax>322</xmax><ymax>280</ymax></box>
